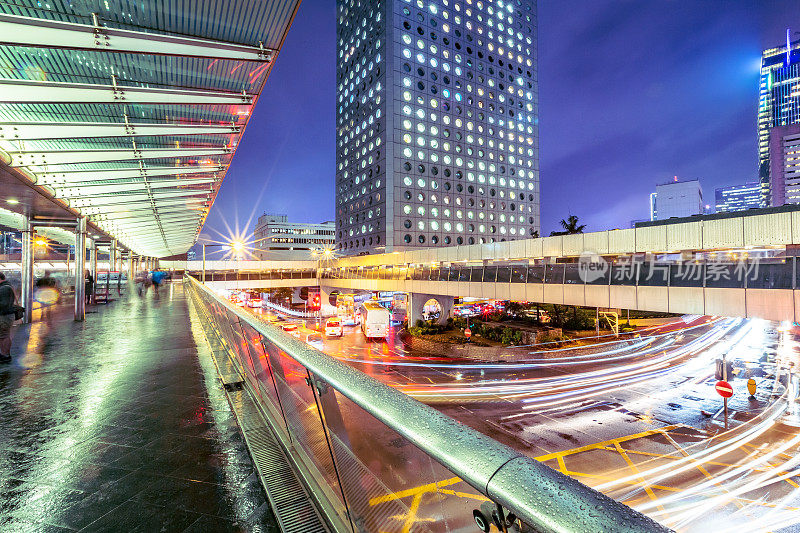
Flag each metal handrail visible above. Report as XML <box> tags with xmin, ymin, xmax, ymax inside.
<box><xmin>187</xmin><ymin>275</ymin><xmax>670</xmax><ymax>532</ymax></box>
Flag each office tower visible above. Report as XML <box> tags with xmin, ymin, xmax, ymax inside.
<box><xmin>253</xmin><ymin>214</ymin><xmax>335</xmax><ymax>257</ymax></box>
<box><xmin>758</xmin><ymin>30</ymin><xmax>800</xmax><ymax>206</ymax></box>
<box><xmin>768</xmin><ymin>124</ymin><xmax>800</xmax><ymax>206</ymax></box>
<box><xmin>335</xmin><ymin>0</ymin><xmax>539</xmax><ymax>254</ymax></box>
<box><xmin>650</xmin><ymin>178</ymin><xmax>703</xmax><ymax>221</ymax></box>
<box><xmin>715</xmin><ymin>182</ymin><xmax>762</xmax><ymax>213</ymax></box>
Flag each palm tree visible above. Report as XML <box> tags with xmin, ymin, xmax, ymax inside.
<box><xmin>560</xmin><ymin>215</ymin><xmax>586</xmax><ymax>234</ymax></box>
<box><xmin>550</xmin><ymin>215</ymin><xmax>586</xmax><ymax>236</ymax></box>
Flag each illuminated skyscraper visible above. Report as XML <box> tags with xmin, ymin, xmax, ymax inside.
<box><xmin>758</xmin><ymin>30</ymin><xmax>800</xmax><ymax>206</ymax></box>
<box><xmin>335</xmin><ymin>0</ymin><xmax>539</xmax><ymax>254</ymax></box>
<box><xmin>715</xmin><ymin>182</ymin><xmax>761</xmax><ymax>213</ymax></box>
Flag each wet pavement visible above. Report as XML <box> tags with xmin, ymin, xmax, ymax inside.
<box><xmin>0</xmin><ymin>283</ymin><xmax>280</xmax><ymax>532</ymax></box>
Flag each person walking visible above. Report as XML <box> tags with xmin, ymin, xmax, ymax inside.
<box><xmin>151</xmin><ymin>269</ymin><xmax>166</xmax><ymax>298</ymax></box>
<box><xmin>84</xmin><ymin>269</ymin><xmax>94</xmax><ymax>305</ymax></box>
<box><xmin>0</xmin><ymin>272</ymin><xmax>18</xmax><ymax>363</ymax></box>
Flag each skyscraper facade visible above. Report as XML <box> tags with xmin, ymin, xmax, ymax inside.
<box><xmin>768</xmin><ymin>124</ymin><xmax>800</xmax><ymax>206</ymax></box>
<box><xmin>650</xmin><ymin>178</ymin><xmax>704</xmax><ymax>221</ymax></box>
<box><xmin>715</xmin><ymin>182</ymin><xmax>761</xmax><ymax>213</ymax></box>
<box><xmin>336</xmin><ymin>0</ymin><xmax>539</xmax><ymax>255</ymax></box>
<box><xmin>758</xmin><ymin>32</ymin><xmax>800</xmax><ymax>206</ymax></box>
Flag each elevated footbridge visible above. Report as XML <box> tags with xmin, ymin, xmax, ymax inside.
<box><xmin>167</xmin><ymin>206</ymin><xmax>800</xmax><ymax>323</ymax></box>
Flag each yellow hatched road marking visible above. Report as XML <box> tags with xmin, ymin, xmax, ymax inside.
<box><xmin>534</xmin><ymin>424</ymin><xmax>683</xmax><ymax>462</ymax></box>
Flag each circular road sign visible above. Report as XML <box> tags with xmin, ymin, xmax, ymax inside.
<box><xmin>465</xmin><ymin>328</ymin><xmax>472</xmax><ymax>339</ymax></box>
<box><xmin>715</xmin><ymin>380</ymin><xmax>733</xmax><ymax>398</ymax></box>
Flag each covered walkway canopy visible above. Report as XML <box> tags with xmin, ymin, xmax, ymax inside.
<box><xmin>0</xmin><ymin>0</ymin><xmax>300</xmax><ymax>258</ymax></box>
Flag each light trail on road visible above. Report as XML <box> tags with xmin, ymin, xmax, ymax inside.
<box><xmin>247</xmin><ymin>304</ymin><xmax>800</xmax><ymax>532</ymax></box>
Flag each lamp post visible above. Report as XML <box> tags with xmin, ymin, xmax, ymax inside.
<box><xmin>201</xmin><ymin>241</ymin><xmax>247</xmax><ymax>284</ymax></box>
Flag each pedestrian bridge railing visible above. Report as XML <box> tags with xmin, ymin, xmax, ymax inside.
<box><xmin>185</xmin><ymin>275</ymin><xmax>669</xmax><ymax>533</ymax></box>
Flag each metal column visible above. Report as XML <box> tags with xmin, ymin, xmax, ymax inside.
<box><xmin>21</xmin><ymin>218</ymin><xmax>34</xmax><ymax>324</ymax></box>
<box><xmin>202</xmin><ymin>244</ymin><xmax>206</xmax><ymax>282</ymax></box>
<box><xmin>74</xmin><ymin>217</ymin><xmax>86</xmax><ymax>321</ymax></box>
<box><xmin>128</xmin><ymin>252</ymin><xmax>135</xmax><ymax>285</ymax></box>
<box><xmin>90</xmin><ymin>240</ymin><xmax>97</xmax><ymax>304</ymax></box>
<box><xmin>110</xmin><ymin>239</ymin><xmax>117</xmax><ymax>273</ymax></box>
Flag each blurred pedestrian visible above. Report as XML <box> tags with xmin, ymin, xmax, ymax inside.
<box><xmin>84</xmin><ymin>269</ymin><xmax>94</xmax><ymax>305</ymax></box>
<box><xmin>151</xmin><ymin>269</ymin><xmax>166</xmax><ymax>298</ymax></box>
<box><xmin>0</xmin><ymin>272</ymin><xmax>19</xmax><ymax>363</ymax></box>
<box><xmin>35</xmin><ymin>270</ymin><xmax>59</xmax><ymax>324</ymax></box>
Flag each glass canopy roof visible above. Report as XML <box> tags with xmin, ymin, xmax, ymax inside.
<box><xmin>0</xmin><ymin>0</ymin><xmax>300</xmax><ymax>257</ymax></box>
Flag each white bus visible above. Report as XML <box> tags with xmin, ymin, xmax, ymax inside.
<box><xmin>391</xmin><ymin>293</ymin><xmax>408</xmax><ymax>324</ymax></box>
<box><xmin>359</xmin><ymin>301</ymin><xmax>391</xmax><ymax>339</ymax></box>
<box><xmin>336</xmin><ymin>294</ymin><xmax>360</xmax><ymax>326</ymax></box>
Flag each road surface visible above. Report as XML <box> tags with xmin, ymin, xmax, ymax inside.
<box><xmin>248</xmin><ymin>306</ymin><xmax>800</xmax><ymax>532</ymax></box>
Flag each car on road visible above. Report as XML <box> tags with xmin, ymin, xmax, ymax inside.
<box><xmin>280</xmin><ymin>323</ymin><xmax>299</xmax><ymax>332</ymax></box>
<box><xmin>325</xmin><ymin>318</ymin><xmax>343</xmax><ymax>337</ymax></box>
<box><xmin>246</xmin><ymin>296</ymin><xmax>262</xmax><ymax>308</ymax></box>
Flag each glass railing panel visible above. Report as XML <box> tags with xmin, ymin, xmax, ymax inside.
<box><xmin>586</xmin><ymin>259</ymin><xmax>611</xmax><ymax>285</ymax></box>
<box><xmin>318</xmin><ymin>379</ymin><xmax>487</xmax><ymax>533</ymax></box>
<box><xmin>510</xmin><ymin>266</ymin><xmax>527</xmax><ymax>283</ymax></box>
<box><xmin>669</xmin><ymin>261</ymin><xmax>704</xmax><ymax>288</ymax></box>
<box><xmin>638</xmin><ymin>261</ymin><xmax>670</xmax><ymax>287</ymax></box>
<box><xmin>238</xmin><ymin>321</ymin><xmax>274</xmax><ymax>403</ymax></box>
<box><xmin>748</xmin><ymin>258</ymin><xmax>793</xmax><ymax>289</ymax></box>
<box><xmin>563</xmin><ymin>263</ymin><xmax>582</xmax><ymax>284</ymax></box>
<box><xmin>526</xmin><ymin>265</ymin><xmax>544</xmax><ymax>283</ymax></box>
<box><xmin>439</xmin><ymin>267</ymin><xmax>451</xmax><ymax>281</ymax></box>
<box><xmin>544</xmin><ymin>264</ymin><xmax>564</xmax><ymax>284</ymax></box>
<box><xmin>496</xmin><ymin>266</ymin><xmax>512</xmax><ymax>283</ymax></box>
<box><xmin>263</xmin><ymin>346</ymin><xmax>349</xmax><ymax>525</ymax></box>
<box><xmin>224</xmin><ymin>309</ymin><xmax>256</xmax><ymax>376</ymax></box>
<box><xmin>703</xmin><ymin>261</ymin><xmax>743</xmax><ymax>288</ymax></box>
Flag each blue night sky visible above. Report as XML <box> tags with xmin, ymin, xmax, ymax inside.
<box><xmin>198</xmin><ymin>0</ymin><xmax>799</xmax><ymax>249</ymax></box>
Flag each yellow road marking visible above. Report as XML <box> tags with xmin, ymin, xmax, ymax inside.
<box><xmin>556</xmin><ymin>455</ymin><xmax>568</xmax><ymax>474</ymax></box>
<box><xmin>368</xmin><ymin>476</ymin><xmax>461</xmax><ymax>505</ymax></box>
<box><xmin>534</xmin><ymin>424</ymin><xmax>682</xmax><ymax>462</ymax></box>
<box><xmin>613</xmin><ymin>441</ymin><xmax>667</xmax><ymax>515</ymax></box>
<box><xmin>402</xmin><ymin>493</ymin><xmax>424</xmax><ymax>533</ymax></box>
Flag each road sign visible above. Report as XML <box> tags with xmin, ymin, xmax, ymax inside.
<box><xmin>715</xmin><ymin>380</ymin><xmax>733</xmax><ymax>398</ymax></box>
<box><xmin>465</xmin><ymin>328</ymin><xmax>472</xmax><ymax>339</ymax></box>
<box><xmin>747</xmin><ymin>378</ymin><xmax>756</xmax><ymax>396</ymax></box>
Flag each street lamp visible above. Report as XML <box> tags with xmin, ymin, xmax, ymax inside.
<box><xmin>201</xmin><ymin>240</ymin><xmax>248</xmax><ymax>283</ymax></box>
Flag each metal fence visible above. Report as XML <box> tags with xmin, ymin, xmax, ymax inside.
<box><xmin>185</xmin><ymin>275</ymin><xmax>669</xmax><ymax>533</ymax></box>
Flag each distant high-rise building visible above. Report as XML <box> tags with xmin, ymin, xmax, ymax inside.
<box><xmin>715</xmin><ymin>182</ymin><xmax>762</xmax><ymax>213</ymax></box>
<box><xmin>252</xmin><ymin>214</ymin><xmax>335</xmax><ymax>259</ymax></box>
<box><xmin>769</xmin><ymin>124</ymin><xmax>800</xmax><ymax>205</ymax></box>
<box><xmin>335</xmin><ymin>0</ymin><xmax>539</xmax><ymax>255</ymax></box>
<box><xmin>650</xmin><ymin>178</ymin><xmax>703</xmax><ymax>221</ymax></box>
<box><xmin>649</xmin><ymin>192</ymin><xmax>657</xmax><ymax>221</ymax></box>
<box><xmin>758</xmin><ymin>30</ymin><xmax>800</xmax><ymax>206</ymax></box>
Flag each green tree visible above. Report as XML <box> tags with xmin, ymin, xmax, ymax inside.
<box><xmin>271</xmin><ymin>287</ymin><xmax>293</xmax><ymax>305</ymax></box>
<box><xmin>550</xmin><ymin>215</ymin><xmax>586</xmax><ymax>236</ymax></box>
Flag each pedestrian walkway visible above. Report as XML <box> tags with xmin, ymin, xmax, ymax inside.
<box><xmin>0</xmin><ymin>282</ymin><xmax>280</xmax><ymax>532</ymax></box>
